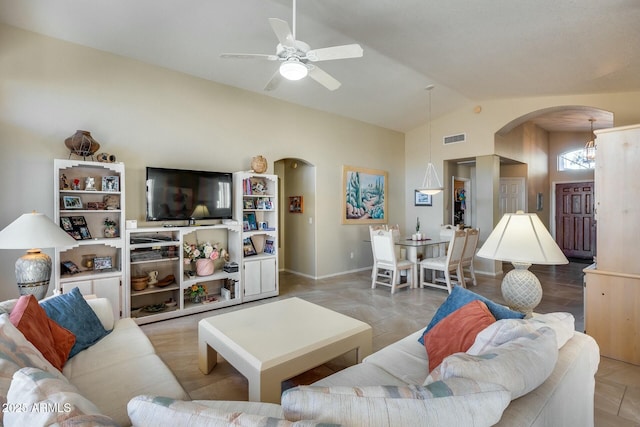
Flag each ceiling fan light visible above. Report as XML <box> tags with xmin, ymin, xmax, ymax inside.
<box><xmin>279</xmin><ymin>60</ymin><xmax>308</xmax><ymax>80</ymax></box>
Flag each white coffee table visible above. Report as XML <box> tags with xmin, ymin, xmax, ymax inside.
<box><xmin>198</xmin><ymin>297</ymin><xmax>372</xmax><ymax>403</ymax></box>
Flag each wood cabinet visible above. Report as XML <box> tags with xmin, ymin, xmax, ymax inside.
<box><xmin>54</xmin><ymin>159</ymin><xmax>125</xmax><ymax>317</ymax></box>
<box><xmin>234</xmin><ymin>172</ymin><xmax>279</xmax><ymax>302</ymax></box>
<box><xmin>584</xmin><ymin>124</ymin><xmax>640</xmax><ymax>365</ymax></box>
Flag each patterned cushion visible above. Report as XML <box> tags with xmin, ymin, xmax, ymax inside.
<box><xmin>128</xmin><ymin>395</ymin><xmax>338</xmax><ymax>427</ymax></box>
<box><xmin>468</xmin><ymin>312</ymin><xmax>575</xmax><ymax>355</ymax></box>
<box><xmin>282</xmin><ymin>378</ymin><xmax>510</xmax><ymax>427</ymax></box>
<box><xmin>426</xmin><ymin>326</ymin><xmax>558</xmax><ymax>399</ymax></box>
<box><xmin>40</xmin><ymin>287</ymin><xmax>110</xmax><ymax>358</ymax></box>
<box><xmin>9</xmin><ymin>295</ymin><xmax>76</xmax><ymax>370</ymax></box>
<box><xmin>418</xmin><ymin>285</ymin><xmax>524</xmax><ymax>344</ymax></box>
<box><xmin>5</xmin><ymin>367</ymin><xmax>117</xmax><ymax>426</ymax></box>
<box><xmin>0</xmin><ymin>314</ymin><xmax>66</xmax><ymax>425</ymax></box>
<box><xmin>423</xmin><ymin>300</ymin><xmax>496</xmax><ymax>371</ymax></box>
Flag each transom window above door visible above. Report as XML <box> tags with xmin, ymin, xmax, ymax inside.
<box><xmin>558</xmin><ymin>149</ymin><xmax>595</xmax><ymax>171</ymax></box>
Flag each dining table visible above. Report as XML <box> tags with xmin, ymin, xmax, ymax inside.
<box><xmin>395</xmin><ymin>238</ymin><xmax>448</xmax><ymax>286</ymax></box>
<box><xmin>366</xmin><ymin>236</ymin><xmax>449</xmax><ymax>288</ymax></box>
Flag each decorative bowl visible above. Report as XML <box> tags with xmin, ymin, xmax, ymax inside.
<box><xmin>131</xmin><ymin>276</ymin><xmax>148</xmax><ymax>291</ymax></box>
<box><xmin>155</xmin><ymin>274</ymin><xmax>175</xmax><ymax>288</ymax></box>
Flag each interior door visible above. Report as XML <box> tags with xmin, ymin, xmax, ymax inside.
<box><xmin>555</xmin><ymin>182</ymin><xmax>595</xmax><ymax>259</ymax></box>
<box><xmin>499</xmin><ymin>177</ymin><xmax>526</xmax><ymax>217</ymax></box>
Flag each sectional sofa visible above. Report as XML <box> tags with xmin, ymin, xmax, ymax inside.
<box><xmin>0</xmin><ymin>288</ymin><xmax>600</xmax><ymax>427</ymax></box>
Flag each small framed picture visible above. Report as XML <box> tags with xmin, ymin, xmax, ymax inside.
<box><xmin>63</xmin><ymin>196</ymin><xmax>83</xmax><ymax>209</ymax></box>
<box><xmin>289</xmin><ymin>196</ymin><xmax>303</xmax><ymax>213</ymax></box>
<box><xmin>60</xmin><ymin>217</ymin><xmax>73</xmax><ymax>231</ymax></box>
<box><xmin>243</xmin><ymin>199</ymin><xmax>255</xmax><ymax>209</ymax></box>
<box><xmin>70</xmin><ymin>216</ymin><xmax>87</xmax><ymax>226</ymax></box>
<box><xmin>61</xmin><ymin>261</ymin><xmax>80</xmax><ymax>275</ymax></box>
<box><xmin>264</xmin><ymin>239</ymin><xmax>275</xmax><ymax>254</ymax></box>
<box><xmin>243</xmin><ymin>212</ymin><xmax>258</xmax><ymax>230</ymax></box>
<box><xmin>414</xmin><ymin>190</ymin><xmax>433</xmax><ymax>207</ymax></box>
<box><xmin>102</xmin><ymin>176</ymin><xmax>119</xmax><ymax>192</ymax></box>
<box><xmin>243</xmin><ymin>237</ymin><xmax>257</xmax><ymax>257</ymax></box>
<box><xmin>79</xmin><ymin>226</ymin><xmax>92</xmax><ymax>240</ymax></box>
<box><xmin>93</xmin><ymin>256</ymin><xmax>113</xmax><ymax>270</ymax></box>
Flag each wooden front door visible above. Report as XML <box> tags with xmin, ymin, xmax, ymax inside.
<box><xmin>555</xmin><ymin>182</ymin><xmax>595</xmax><ymax>259</ymax></box>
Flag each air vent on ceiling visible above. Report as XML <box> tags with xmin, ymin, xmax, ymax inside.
<box><xmin>443</xmin><ymin>133</ymin><xmax>466</xmax><ymax>145</ymax></box>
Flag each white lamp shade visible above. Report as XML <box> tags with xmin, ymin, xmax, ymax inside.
<box><xmin>477</xmin><ymin>211</ymin><xmax>568</xmax><ymax>265</ymax></box>
<box><xmin>0</xmin><ymin>212</ymin><xmax>77</xmax><ymax>250</ymax></box>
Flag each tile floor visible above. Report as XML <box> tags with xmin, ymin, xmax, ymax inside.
<box><xmin>141</xmin><ymin>262</ymin><xmax>640</xmax><ymax>426</ymax></box>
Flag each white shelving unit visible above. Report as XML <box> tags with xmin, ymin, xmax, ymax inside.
<box><xmin>125</xmin><ymin>224</ymin><xmax>242</xmax><ymax>325</ymax></box>
<box><xmin>53</xmin><ymin>159</ymin><xmax>125</xmax><ymax>320</ymax></box>
<box><xmin>234</xmin><ymin>172</ymin><xmax>279</xmax><ymax>302</ymax></box>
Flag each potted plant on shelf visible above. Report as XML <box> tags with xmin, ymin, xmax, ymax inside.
<box><xmin>187</xmin><ymin>284</ymin><xmax>207</xmax><ymax>304</ymax></box>
<box><xmin>103</xmin><ymin>218</ymin><xmax>117</xmax><ymax>238</ymax></box>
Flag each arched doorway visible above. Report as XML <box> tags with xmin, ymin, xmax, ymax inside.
<box><xmin>274</xmin><ymin>158</ymin><xmax>317</xmax><ymax>277</ymax></box>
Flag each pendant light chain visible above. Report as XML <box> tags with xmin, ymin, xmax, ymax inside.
<box><xmin>419</xmin><ymin>85</ymin><xmax>443</xmax><ymax>195</ymax></box>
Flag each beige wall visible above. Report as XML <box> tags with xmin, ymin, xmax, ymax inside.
<box><xmin>3</xmin><ymin>23</ymin><xmax>640</xmax><ymax>299</ymax></box>
<box><xmin>280</xmin><ymin>159</ymin><xmax>316</xmax><ymax>277</ymax></box>
<box><xmin>0</xmin><ymin>24</ymin><xmax>405</xmax><ymax>300</ymax></box>
<box><xmin>406</xmin><ymin>93</ymin><xmax>640</xmax><ymax>275</ymax></box>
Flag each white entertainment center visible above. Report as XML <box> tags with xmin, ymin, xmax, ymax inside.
<box><xmin>54</xmin><ymin>160</ymin><xmax>279</xmax><ymax>324</ymax></box>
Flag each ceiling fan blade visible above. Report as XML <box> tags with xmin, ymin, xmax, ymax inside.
<box><xmin>268</xmin><ymin>18</ymin><xmax>295</xmax><ymax>48</ymax></box>
<box><xmin>307</xmin><ymin>65</ymin><xmax>341</xmax><ymax>91</ymax></box>
<box><xmin>220</xmin><ymin>53</ymin><xmax>279</xmax><ymax>61</ymax></box>
<box><xmin>264</xmin><ymin>69</ymin><xmax>284</xmax><ymax>91</ymax></box>
<box><xmin>306</xmin><ymin>44</ymin><xmax>363</xmax><ymax>62</ymax></box>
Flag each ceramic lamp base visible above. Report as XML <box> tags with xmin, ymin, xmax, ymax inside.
<box><xmin>15</xmin><ymin>249</ymin><xmax>51</xmax><ymax>300</ymax></box>
<box><xmin>501</xmin><ymin>262</ymin><xmax>541</xmax><ymax>316</ymax></box>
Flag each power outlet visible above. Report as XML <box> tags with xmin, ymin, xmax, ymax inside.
<box><xmin>350</xmin><ymin>252</ymin><xmax>355</xmax><ymax>259</ymax></box>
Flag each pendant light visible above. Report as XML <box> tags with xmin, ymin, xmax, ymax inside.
<box><xmin>584</xmin><ymin>118</ymin><xmax>596</xmax><ymax>161</ymax></box>
<box><xmin>418</xmin><ymin>85</ymin><xmax>444</xmax><ymax>195</ymax></box>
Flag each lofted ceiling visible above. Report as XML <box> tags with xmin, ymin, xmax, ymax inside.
<box><xmin>1</xmin><ymin>0</ymin><xmax>638</xmax><ymax>132</ymax></box>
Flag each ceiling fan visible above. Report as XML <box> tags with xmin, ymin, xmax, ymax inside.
<box><xmin>220</xmin><ymin>0</ymin><xmax>363</xmax><ymax>91</ymax></box>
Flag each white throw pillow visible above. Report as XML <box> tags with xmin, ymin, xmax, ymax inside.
<box><xmin>467</xmin><ymin>312</ymin><xmax>574</xmax><ymax>355</ymax></box>
<box><xmin>128</xmin><ymin>395</ymin><xmax>331</xmax><ymax>427</ymax></box>
<box><xmin>5</xmin><ymin>367</ymin><xmax>116</xmax><ymax>426</ymax></box>
<box><xmin>0</xmin><ymin>314</ymin><xmax>67</xmax><ymax>425</ymax></box>
<box><xmin>426</xmin><ymin>326</ymin><xmax>558</xmax><ymax>399</ymax></box>
<box><xmin>281</xmin><ymin>378</ymin><xmax>510</xmax><ymax>427</ymax></box>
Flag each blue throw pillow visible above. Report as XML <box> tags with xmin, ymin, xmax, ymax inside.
<box><xmin>41</xmin><ymin>287</ymin><xmax>110</xmax><ymax>358</ymax></box>
<box><xmin>418</xmin><ymin>285</ymin><xmax>525</xmax><ymax>344</ymax></box>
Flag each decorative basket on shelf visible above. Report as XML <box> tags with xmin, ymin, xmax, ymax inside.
<box><xmin>131</xmin><ymin>276</ymin><xmax>148</xmax><ymax>291</ymax></box>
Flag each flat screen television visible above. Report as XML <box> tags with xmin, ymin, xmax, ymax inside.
<box><xmin>145</xmin><ymin>167</ymin><xmax>233</xmax><ymax>221</ymax></box>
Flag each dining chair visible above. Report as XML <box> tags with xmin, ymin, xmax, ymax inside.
<box><xmin>419</xmin><ymin>229</ymin><xmax>466</xmax><ymax>293</ymax></box>
<box><xmin>437</xmin><ymin>224</ymin><xmax>456</xmax><ymax>257</ymax></box>
<box><xmin>454</xmin><ymin>227</ymin><xmax>480</xmax><ymax>287</ymax></box>
<box><xmin>371</xmin><ymin>228</ymin><xmax>413</xmax><ymax>294</ymax></box>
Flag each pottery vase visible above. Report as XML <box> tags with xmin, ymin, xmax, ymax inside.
<box><xmin>251</xmin><ymin>155</ymin><xmax>268</xmax><ymax>174</ymax></box>
<box><xmin>104</xmin><ymin>225</ymin><xmax>117</xmax><ymax>238</ymax></box>
<box><xmin>64</xmin><ymin>130</ymin><xmax>100</xmax><ymax>159</ymax></box>
<box><xmin>195</xmin><ymin>258</ymin><xmax>214</xmax><ymax>276</ymax></box>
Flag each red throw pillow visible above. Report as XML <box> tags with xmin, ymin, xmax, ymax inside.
<box><xmin>423</xmin><ymin>299</ymin><xmax>496</xmax><ymax>372</ymax></box>
<box><xmin>9</xmin><ymin>295</ymin><xmax>76</xmax><ymax>370</ymax></box>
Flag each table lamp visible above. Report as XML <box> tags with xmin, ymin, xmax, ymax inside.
<box><xmin>476</xmin><ymin>210</ymin><xmax>568</xmax><ymax>315</ymax></box>
<box><xmin>0</xmin><ymin>211</ymin><xmax>77</xmax><ymax>299</ymax></box>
